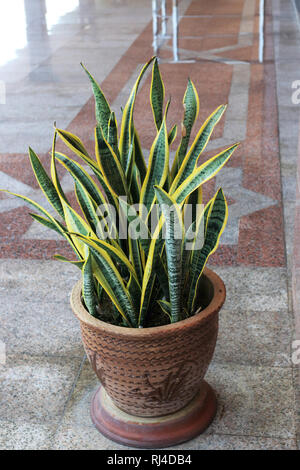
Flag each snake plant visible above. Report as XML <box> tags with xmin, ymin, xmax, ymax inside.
<box><xmin>3</xmin><ymin>57</ymin><xmax>239</xmax><ymax>328</ymax></box>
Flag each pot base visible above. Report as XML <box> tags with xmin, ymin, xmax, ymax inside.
<box><xmin>91</xmin><ymin>381</ymin><xmax>217</xmax><ymax>448</ymax></box>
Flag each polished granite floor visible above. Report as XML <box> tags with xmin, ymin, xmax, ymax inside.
<box><xmin>0</xmin><ymin>0</ymin><xmax>299</xmax><ymax>450</ymax></box>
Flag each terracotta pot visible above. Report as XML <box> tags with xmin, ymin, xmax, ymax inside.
<box><xmin>71</xmin><ymin>268</ymin><xmax>225</xmax><ymax>420</ymax></box>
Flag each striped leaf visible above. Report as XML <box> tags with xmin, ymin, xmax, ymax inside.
<box><xmin>139</xmin><ymin>217</ymin><xmax>164</xmax><ymax>326</ymax></box>
<box><xmin>119</xmin><ymin>198</ymin><xmax>150</xmax><ymax>254</ymax></box>
<box><xmin>56</xmin><ymin>128</ymin><xmax>96</xmax><ymax>168</ymax></box>
<box><xmin>150</xmin><ymin>58</ymin><xmax>165</xmax><ymax>130</ymax></box>
<box><xmin>119</xmin><ymin>198</ymin><xmax>169</xmax><ymax>299</ymax></box>
<box><xmin>173</xmin><ymin>143</ymin><xmax>239</xmax><ymax>205</ymax></box>
<box><xmin>81</xmin><ymin>63</ymin><xmax>111</xmax><ymax>138</ymax></box>
<box><xmin>95</xmin><ymin>126</ymin><xmax>128</xmax><ymax>197</ymax></box>
<box><xmin>55</xmin><ymin>143</ymin><xmax>118</xmax><ymax>220</ymax></box>
<box><xmin>74</xmin><ymin>182</ymin><xmax>101</xmax><ymax>236</ymax></box>
<box><xmin>154</xmin><ymin>186</ymin><xmax>183</xmax><ymax>323</ymax></box>
<box><xmin>171</xmin><ymin>104</ymin><xmax>227</xmax><ymax>191</ymax></box>
<box><xmin>82</xmin><ymin>250</ymin><xmax>98</xmax><ymax>318</ymax></box>
<box><xmin>187</xmin><ymin>188</ymin><xmax>228</xmax><ymax>313</ymax></box>
<box><xmin>55</xmin><ymin>152</ymin><xmax>106</xmax><ymax>208</ymax></box>
<box><xmin>73</xmin><ymin>234</ymin><xmax>139</xmax><ymax>282</ymax></box>
<box><xmin>129</xmin><ymin>166</ymin><xmax>141</xmax><ymax>204</ymax></box>
<box><xmin>1</xmin><ymin>190</ymin><xmax>81</xmax><ymax>258</ymax></box>
<box><xmin>2</xmin><ymin>191</ymin><xmax>64</xmax><ymax>234</ymax></box>
<box><xmin>168</xmin><ymin>124</ymin><xmax>177</xmax><ymax>145</ymax></box>
<box><xmin>29</xmin><ymin>213</ymin><xmax>65</xmax><ymax>236</ymax></box>
<box><xmin>61</xmin><ymin>199</ymin><xmax>90</xmax><ymax>257</ymax></box>
<box><xmin>125</xmin><ymin>137</ymin><xmax>135</xmax><ymax>184</ymax></box>
<box><xmin>133</xmin><ymin>128</ymin><xmax>147</xmax><ymax>183</ymax></box>
<box><xmin>157</xmin><ymin>299</ymin><xmax>171</xmax><ymax>321</ymax></box>
<box><xmin>189</xmin><ymin>199</ymin><xmax>211</xmax><ymax>266</ymax></box>
<box><xmin>53</xmin><ymin>254</ymin><xmax>84</xmax><ymax>269</ymax></box>
<box><xmin>181</xmin><ymin>219</ymin><xmax>197</xmax><ymax>283</ymax></box>
<box><xmin>28</xmin><ymin>147</ymin><xmax>64</xmax><ymax>219</ymax></box>
<box><xmin>186</xmin><ymin>186</ymin><xmax>202</xmax><ymax>226</ymax></box>
<box><xmin>55</xmin><ymin>152</ymin><xmax>117</xmax><ymax>238</ymax></box>
<box><xmin>127</xmin><ymin>273</ymin><xmax>142</xmax><ymax>315</ymax></box>
<box><xmin>50</xmin><ymin>131</ymin><xmax>69</xmax><ymax>206</ymax></box>
<box><xmin>140</xmin><ymin>116</ymin><xmax>169</xmax><ymax>218</ymax></box>
<box><xmin>87</xmin><ymin>245</ymin><xmax>137</xmax><ymax>327</ymax></box>
<box><xmin>119</xmin><ymin>57</ymin><xmax>155</xmax><ymax>171</ymax></box>
<box><xmin>171</xmin><ymin>79</ymin><xmax>199</xmax><ymax>177</ymax></box>
<box><xmin>107</xmin><ymin>112</ymin><xmax>120</xmax><ymax>159</ymax></box>
<box><xmin>128</xmin><ymin>235</ymin><xmax>143</xmax><ymax>286</ymax></box>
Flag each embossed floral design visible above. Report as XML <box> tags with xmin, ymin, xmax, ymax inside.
<box><xmin>133</xmin><ymin>360</ymin><xmax>197</xmax><ymax>403</ymax></box>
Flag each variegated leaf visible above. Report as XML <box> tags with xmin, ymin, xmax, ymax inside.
<box><xmin>171</xmin><ymin>104</ymin><xmax>227</xmax><ymax>191</ymax></box>
<box><xmin>150</xmin><ymin>58</ymin><xmax>165</xmax><ymax>130</ymax></box>
<box><xmin>187</xmin><ymin>188</ymin><xmax>228</xmax><ymax>313</ymax></box>
<box><xmin>154</xmin><ymin>186</ymin><xmax>183</xmax><ymax>323</ymax></box>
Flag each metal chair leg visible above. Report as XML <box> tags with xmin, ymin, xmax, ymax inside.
<box><xmin>172</xmin><ymin>0</ymin><xmax>179</xmax><ymax>62</ymax></box>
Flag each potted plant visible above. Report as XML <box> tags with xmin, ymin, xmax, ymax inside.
<box><xmin>3</xmin><ymin>57</ymin><xmax>238</xmax><ymax>448</ymax></box>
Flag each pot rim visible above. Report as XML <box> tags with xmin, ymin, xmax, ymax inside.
<box><xmin>70</xmin><ymin>267</ymin><xmax>225</xmax><ymax>338</ymax></box>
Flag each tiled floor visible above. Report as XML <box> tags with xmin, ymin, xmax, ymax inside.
<box><xmin>0</xmin><ymin>0</ymin><xmax>299</xmax><ymax>450</ymax></box>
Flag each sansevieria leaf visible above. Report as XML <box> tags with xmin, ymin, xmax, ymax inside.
<box><xmin>29</xmin><ymin>213</ymin><xmax>65</xmax><ymax>236</ymax></box>
<box><xmin>119</xmin><ymin>198</ymin><xmax>150</xmax><ymax>254</ymax></box>
<box><xmin>119</xmin><ymin>57</ymin><xmax>155</xmax><ymax>172</ymax></box>
<box><xmin>61</xmin><ymin>199</ymin><xmax>90</xmax><ymax>257</ymax></box>
<box><xmin>53</xmin><ymin>254</ymin><xmax>84</xmax><ymax>269</ymax></box>
<box><xmin>56</xmin><ymin>128</ymin><xmax>95</xmax><ymax>167</ymax></box>
<box><xmin>50</xmin><ymin>131</ymin><xmax>69</xmax><ymax>206</ymax></box>
<box><xmin>168</xmin><ymin>124</ymin><xmax>177</xmax><ymax>146</ymax></box>
<box><xmin>173</xmin><ymin>143</ymin><xmax>239</xmax><ymax>205</ymax></box>
<box><xmin>55</xmin><ymin>152</ymin><xmax>106</xmax><ymax>209</ymax></box>
<box><xmin>74</xmin><ymin>182</ymin><xmax>102</xmax><ymax>236</ymax></box>
<box><xmin>171</xmin><ymin>104</ymin><xmax>227</xmax><ymax>191</ymax></box>
<box><xmin>187</xmin><ymin>188</ymin><xmax>228</xmax><ymax>313</ymax></box>
<box><xmin>95</xmin><ymin>126</ymin><xmax>128</xmax><ymax>197</ymax></box>
<box><xmin>0</xmin><ymin>190</ymin><xmax>81</xmax><ymax>258</ymax></box>
<box><xmin>28</xmin><ymin>147</ymin><xmax>64</xmax><ymax>219</ymax></box>
<box><xmin>87</xmin><ymin>245</ymin><xmax>137</xmax><ymax>327</ymax></box>
<box><xmin>157</xmin><ymin>299</ymin><xmax>171</xmax><ymax>320</ymax></box>
<box><xmin>72</xmin><ymin>234</ymin><xmax>139</xmax><ymax>283</ymax></box>
<box><xmin>82</xmin><ymin>249</ymin><xmax>98</xmax><ymax>318</ymax></box>
<box><xmin>154</xmin><ymin>186</ymin><xmax>183</xmax><ymax>323</ymax></box>
<box><xmin>139</xmin><ymin>216</ymin><xmax>165</xmax><ymax>326</ymax></box>
<box><xmin>171</xmin><ymin>79</ymin><xmax>199</xmax><ymax>177</ymax></box>
<box><xmin>133</xmin><ymin>128</ymin><xmax>147</xmax><ymax>183</ymax></box>
<box><xmin>107</xmin><ymin>111</ymin><xmax>120</xmax><ymax>159</ymax></box>
<box><xmin>140</xmin><ymin>116</ymin><xmax>169</xmax><ymax>218</ymax></box>
<box><xmin>150</xmin><ymin>58</ymin><xmax>165</xmax><ymax>130</ymax></box>
<box><xmin>81</xmin><ymin>63</ymin><xmax>111</xmax><ymax>139</ymax></box>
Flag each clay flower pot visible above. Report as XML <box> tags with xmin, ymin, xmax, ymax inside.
<box><xmin>71</xmin><ymin>267</ymin><xmax>226</xmax><ymax>448</ymax></box>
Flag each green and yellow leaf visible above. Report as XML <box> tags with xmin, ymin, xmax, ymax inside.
<box><xmin>154</xmin><ymin>186</ymin><xmax>183</xmax><ymax>322</ymax></box>
<box><xmin>187</xmin><ymin>188</ymin><xmax>228</xmax><ymax>313</ymax></box>
<box><xmin>171</xmin><ymin>104</ymin><xmax>227</xmax><ymax>191</ymax></box>
<box><xmin>81</xmin><ymin>63</ymin><xmax>111</xmax><ymax>138</ymax></box>
<box><xmin>119</xmin><ymin>57</ymin><xmax>155</xmax><ymax>171</ymax></box>
<box><xmin>150</xmin><ymin>58</ymin><xmax>165</xmax><ymax>130</ymax></box>
<box><xmin>173</xmin><ymin>143</ymin><xmax>239</xmax><ymax>204</ymax></box>
<box><xmin>82</xmin><ymin>249</ymin><xmax>98</xmax><ymax>318</ymax></box>
<box><xmin>140</xmin><ymin>116</ymin><xmax>169</xmax><ymax>218</ymax></box>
